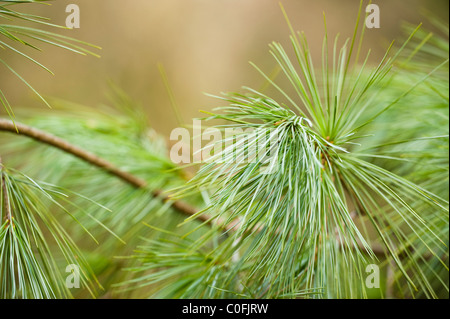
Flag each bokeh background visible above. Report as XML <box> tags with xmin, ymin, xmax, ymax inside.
<box><xmin>0</xmin><ymin>0</ymin><xmax>448</xmax><ymax>135</ymax></box>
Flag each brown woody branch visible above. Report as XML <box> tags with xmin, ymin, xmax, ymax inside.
<box><xmin>0</xmin><ymin>119</ymin><xmax>202</xmax><ymax>221</ymax></box>
<box><xmin>0</xmin><ymin>156</ymin><xmax>12</xmax><ymax>222</ymax></box>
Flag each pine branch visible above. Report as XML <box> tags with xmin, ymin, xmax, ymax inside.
<box><xmin>0</xmin><ymin>119</ymin><xmax>199</xmax><ymax>220</ymax></box>
<box><xmin>0</xmin><ymin>118</ymin><xmax>387</xmax><ymax>256</ymax></box>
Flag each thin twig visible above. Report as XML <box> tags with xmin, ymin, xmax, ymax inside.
<box><xmin>0</xmin><ymin>119</ymin><xmax>201</xmax><ymax>221</ymax></box>
<box><xmin>0</xmin><ymin>156</ymin><xmax>12</xmax><ymax>222</ymax></box>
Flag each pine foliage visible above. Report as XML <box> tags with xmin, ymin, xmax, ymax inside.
<box><xmin>0</xmin><ymin>1</ymin><xmax>448</xmax><ymax>299</ymax></box>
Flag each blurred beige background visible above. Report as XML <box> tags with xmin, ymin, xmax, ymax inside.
<box><xmin>0</xmin><ymin>0</ymin><xmax>448</xmax><ymax>135</ymax></box>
